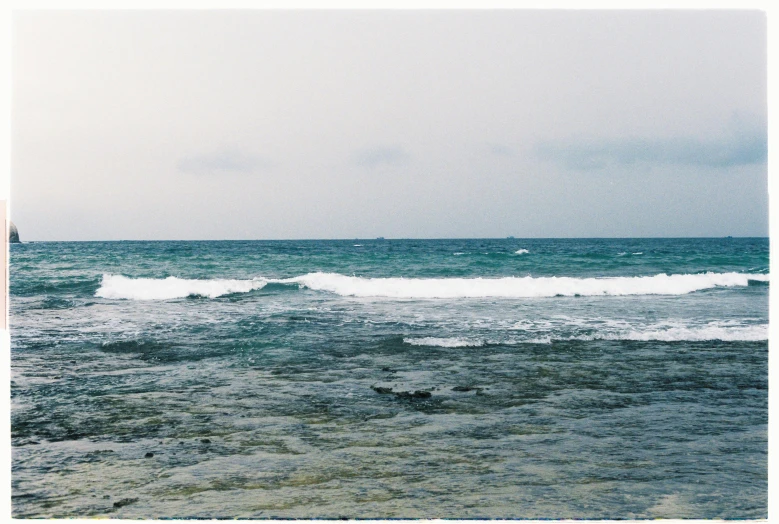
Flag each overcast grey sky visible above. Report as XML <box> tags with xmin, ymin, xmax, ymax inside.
<box><xmin>12</xmin><ymin>10</ymin><xmax>767</xmax><ymax>240</ymax></box>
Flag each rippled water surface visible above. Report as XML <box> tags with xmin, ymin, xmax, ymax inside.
<box><xmin>10</xmin><ymin>238</ymin><xmax>768</xmax><ymax>518</ymax></box>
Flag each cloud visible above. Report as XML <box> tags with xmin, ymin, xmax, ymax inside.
<box><xmin>536</xmin><ymin>123</ymin><xmax>766</xmax><ymax>171</ymax></box>
<box><xmin>177</xmin><ymin>150</ymin><xmax>272</xmax><ymax>175</ymax></box>
<box><xmin>488</xmin><ymin>144</ymin><xmax>514</xmax><ymax>157</ymax></box>
<box><xmin>353</xmin><ymin>146</ymin><xmax>409</xmax><ymax>168</ymax></box>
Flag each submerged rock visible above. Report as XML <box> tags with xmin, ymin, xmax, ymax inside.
<box><xmin>9</xmin><ymin>222</ymin><xmax>19</xmax><ymax>243</ymax></box>
<box><xmin>113</xmin><ymin>497</ymin><xmax>139</xmax><ymax>508</ymax></box>
<box><xmin>144</xmin><ymin>452</ymin><xmax>154</xmax><ymax>458</ymax></box>
<box><xmin>396</xmin><ymin>390</ymin><xmax>432</xmax><ymax>399</ymax></box>
<box><xmin>452</xmin><ymin>386</ymin><xmax>483</xmax><ymax>393</ymax></box>
<box><xmin>201</xmin><ymin>438</ymin><xmax>211</xmax><ymax>444</ymax></box>
<box><xmin>371</xmin><ymin>385</ymin><xmax>431</xmax><ymax>400</ymax></box>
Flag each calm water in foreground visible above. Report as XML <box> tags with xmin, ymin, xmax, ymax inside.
<box><xmin>10</xmin><ymin>238</ymin><xmax>768</xmax><ymax>518</ymax></box>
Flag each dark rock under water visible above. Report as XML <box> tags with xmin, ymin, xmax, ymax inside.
<box><xmin>113</xmin><ymin>498</ymin><xmax>139</xmax><ymax>509</ymax></box>
<box><xmin>371</xmin><ymin>385</ymin><xmax>432</xmax><ymax>399</ymax></box>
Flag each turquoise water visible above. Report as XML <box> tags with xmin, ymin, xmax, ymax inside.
<box><xmin>10</xmin><ymin>238</ymin><xmax>768</xmax><ymax>518</ymax></box>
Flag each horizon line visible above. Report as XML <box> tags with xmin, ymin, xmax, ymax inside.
<box><xmin>12</xmin><ymin>235</ymin><xmax>769</xmax><ymax>243</ymax></box>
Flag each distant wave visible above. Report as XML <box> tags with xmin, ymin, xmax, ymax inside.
<box><xmin>96</xmin><ymin>272</ymin><xmax>769</xmax><ymax>300</ymax></box>
<box><xmin>453</xmin><ymin>250</ymin><xmax>529</xmax><ymax>256</ymax></box>
<box><xmin>404</xmin><ymin>337</ymin><xmax>485</xmax><ymax>348</ymax></box>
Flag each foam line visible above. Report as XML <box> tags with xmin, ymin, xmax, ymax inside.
<box><xmin>95</xmin><ymin>272</ymin><xmax>769</xmax><ymax>300</ymax></box>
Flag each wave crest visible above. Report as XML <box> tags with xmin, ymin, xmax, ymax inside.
<box><xmin>95</xmin><ymin>272</ymin><xmax>769</xmax><ymax>300</ymax></box>
<box><xmin>95</xmin><ymin>274</ymin><xmax>268</xmax><ymax>300</ymax></box>
<box><xmin>291</xmin><ymin>271</ymin><xmax>768</xmax><ymax>299</ymax></box>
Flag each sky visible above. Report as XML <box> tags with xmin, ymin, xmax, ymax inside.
<box><xmin>11</xmin><ymin>9</ymin><xmax>767</xmax><ymax>240</ymax></box>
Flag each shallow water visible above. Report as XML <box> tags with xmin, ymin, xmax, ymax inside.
<box><xmin>10</xmin><ymin>238</ymin><xmax>768</xmax><ymax>518</ymax></box>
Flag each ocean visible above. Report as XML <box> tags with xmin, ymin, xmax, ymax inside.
<box><xmin>10</xmin><ymin>237</ymin><xmax>768</xmax><ymax>518</ymax></box>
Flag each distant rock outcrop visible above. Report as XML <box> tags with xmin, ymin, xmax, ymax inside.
<box><xmin>9</xmin><ymin>222</ymin><xmax>20</xmax><ymax>243</ymax></box>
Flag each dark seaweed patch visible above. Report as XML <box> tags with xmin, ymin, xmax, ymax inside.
<box><xmin>99</xmin><ymin>340</ymin><xmax>172</xmax><ymax>354</ymax></box>
<box><xmin>31</xmin><ymin>297</ymin><xmax>77</xmax><ymax>310</ymax></box>
<box><xmin>98</xmin><ymin>339</ymin><xmax>186</xmax><ymax>363</ymax></box>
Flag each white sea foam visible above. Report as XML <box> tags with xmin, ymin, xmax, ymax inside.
<box><xmin>96</xmin><ymin>272</ymin><xmax>769</xmax><ymax>300</ymax></box>
<box><xmin>407</xmin><ymin>324</ymin><xmax>767</xmax><ymax>347</ymax></box>
<box><xmin>96</xmin><ymin>274</ymin><xmax>268</xmax><ymax>300</ymax></box>
<box><xmin>600</xmin><ymin>324</ymin><xmax>767</xmax><ymax>342</ymax></box>
<box><xmin>289</xmin><ymin>271</ymin><xmax>768</xmax><ymax>299</ymax></box>
<box><xmin>553</xmin><ymin>323</ymin><xmax>768</xmax><ymax>342</ymax></box>
<box><xmin>515</xmin><ymin>320</ymin><xmax>768</xmax><ymax>342</ymax></box>
<box><xmin>515</xmin><ymin>249</ymin><xmax>530</xmax><ymax>255</ymax></box>
<box><xmin>403</xmin><ymin>337</ymin><xmax>485</xmax><ymax>348</ymax></box>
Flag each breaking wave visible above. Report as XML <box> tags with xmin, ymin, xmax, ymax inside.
<box><xmin>95</xmin><ymin>274</ymin><xmax>268</xmax><ymax>300</ymax></box>
<box><xmin>96</xmin><ymin>272</ymin><xmax>769</xmax><ymax>300</ymax></box>
<box><xmin>289</xmin><ymin>272</ymin><xmax>767</xmax><ymax>299</ymax></box>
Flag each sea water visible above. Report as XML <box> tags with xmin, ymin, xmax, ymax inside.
<box><xmin>10</xmin><ymin>238</ymin><xmax>768</xmax><ymax>518</ymax></box>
